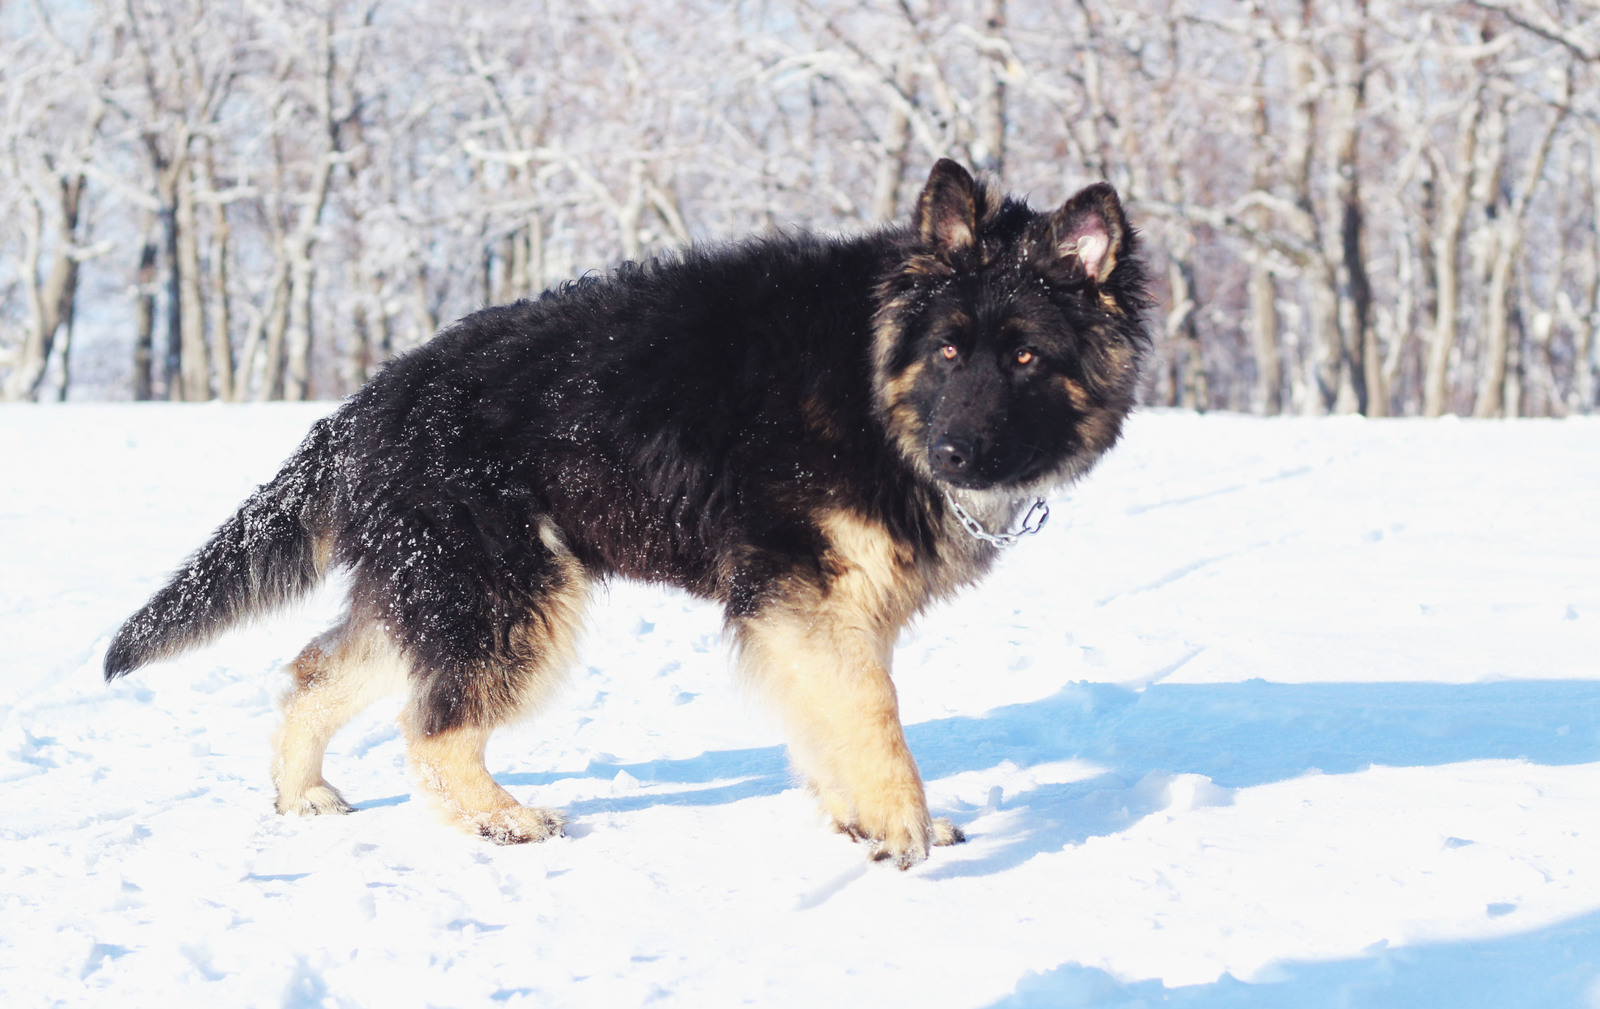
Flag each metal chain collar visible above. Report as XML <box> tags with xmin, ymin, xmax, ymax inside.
<box><xmin>944</xmin><ymin>491</ymin><xmax>1050</xmax><ymax>548</ymax></box>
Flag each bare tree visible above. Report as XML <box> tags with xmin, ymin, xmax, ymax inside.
<box><xmin>1472</xmin><ymin>66</ymin><xmax>1569</xmax><ymax>417</ymax></box>
<box><xmin>3</xmin><ymin>0</ymin><xmax>1598</xmax><ymax>414</ymax></box>
<box><xmin>0</xmin><ymin>4</ymin><xmax>108</xmax><ymax>402</ymax></box>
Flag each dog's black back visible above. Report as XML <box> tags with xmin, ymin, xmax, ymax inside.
<box><xmin>348</xmin><ymin>231</ymin><xmax>926</xmax><ymax>596</ymax></box>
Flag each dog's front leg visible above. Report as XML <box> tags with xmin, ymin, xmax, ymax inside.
<box><xmin>734</xmin><ymin>608</ymin><xmax>959</xmax><ymax>868</ymax></box>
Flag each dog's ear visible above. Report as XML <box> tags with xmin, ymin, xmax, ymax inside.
<box><xmin>1052</xmin><ymin>182</ymin><xmax>1128</xmax><ymax>284</ymax></box>
<box><xmin>916</xmin><ymin>159</ymin><xmax>978</xmax><ymax>255</ymax></box>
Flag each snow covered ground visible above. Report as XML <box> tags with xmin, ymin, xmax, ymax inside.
<box><xmin>2</xmin><ymin>404</ymin><xmax>1597</xmax><ymax>1008</ymax></box>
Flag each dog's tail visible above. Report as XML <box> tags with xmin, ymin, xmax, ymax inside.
<box><xmin>104</xmin><ymin>416</ymin><xmax>343</xmax><ymax>681</ymax></box>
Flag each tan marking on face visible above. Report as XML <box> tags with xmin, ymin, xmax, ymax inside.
<box><xmin>887</xmin><ymin>402</ymin><xmax>929</xmax><ymax>476</ymax></box>
<box><xmin>1104</xmin><ymin>341</ymin><xmax>1134</xmax><ymax>373</ymax></box>
<box><xmin>879</xmin><ymin>353</ymin><xmax>934</xmax><ymax>476</ymax></box>
<box><xmin>880</xmin><ymin>358</ymin><xmax>926</xmax><ymax>410</ymax></box>
<box><xmin>1099</xmin><ymin>292</ymin><xmax>1121</xmax><ymax>312</ymax></box>
<box><xmin>871</xmin><ymin>294</ymin><xmax>914</xmax><ymax>379</ymax></box>
<box><xmin>1061</xmin><ymin>377</ymin><xmax>1093</xmax><ymax>412</ymax></box>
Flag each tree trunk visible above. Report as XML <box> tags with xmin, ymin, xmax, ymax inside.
<box><xmin>1423</xmin><ymin>96</ymin><xmax>1483</xmax><ymax>417</ymax></box>
<box><xmin>1576</xmin><ymin>141</ymin><xmax>1600</xmax><ymax>414</ymax></box>
<box><xmin>1380</xmin><ymin>222</ymin><xmax>1416</xmax><ymax>414</ymax></box>
<box><xmin>176</xmin><ymin>163</ymin><xmax>209</xmax><ymax>400</ymax></box>
<box><xmin>1475</xmin><ymin>240</ymin><xmax>1514</xmax><ymax>417</ymax></box>
<box><xmin>1</xmin><ymin>174</ymin><xmax>84</xmax><ymax>402</ymax></box>
<box><xmin>1071</xmin><ymin>0</ymin><xmax>1111</xmax><ymax>180</ymax></box>
<box><xmin>1305</xmin><ymin>260</ymin><xmax>1344</xmax><ymax>415</ymax></box>
<box><xmin>201</xmin><ymin>149</ymin><xmax>234</xmax><ymax>402</ymax></box>
<box><xmin>233</xmin><ymin>247</ymin><xmax>285</xmax><ymax>400</ymax></box>
<box><xmin>1285</xmin><ymin>3</ymin><xmax>1343</xmax><ymax>415</ymax></box>
<box><xmin>282</xmin><ymin>248</ymin><xmax>316</xmax><ymax>401</ymax></box>
<box><xmin>1166</xmin><ymin>257</ymin><xmax>1206</xmax><ymax>409</ymax></box>
<box><xmin>1333</xmin><ymin>0</ymin><xmax>1373</xmax><ymax>414</ymax></box>
<box><xmin>346</xmin><ymin>267</ymin><xmax>371</xmax><ymax>396</ymax></box>
<box><xmin>55</xmin><ymin>282</ymin><xmax>76</xmax><ymax>402</ymax></box>
<box><xmin>973</xmin><ymin>0</ymin><xmax>1006</xmax><ymax>177</ymax></box>
<box><xmin>279</xmin><ymin>143</ymin><xmax>338</xmax><ymax>399</ymax></box>
<box><xmin>871</xmin><ymin>62</ymin><xmax>914</xmax><ymax>222</ymax></box>
<box><xmin>133</xmin><ymin>215</ymin><xmax>159</xmax><ymax>402</ymax></box>
<box><xmin>1474</xmin><ymin>91</ymin><xmax>1564</xmax><ymax>418</ymax></box>
<box><xmin>527</xmin><ymin>211</ymin><xmax>545</xmax><ymax>297</ymax></box>
<box><xmin>1248</xmin><ymin>266</ymin><xmax>1281</xmax><ymax>413</ymax></box>
<box><xmin>258</xmin><ymin>261</ymin><xmax>293</xmax><ymax>401</ymax></box>
<box><xmin>1159</xmin><ymin>106</ymin><xmax>1204</xmax><ymax>410</ymax></box>
<box><xmin>1245</xmin><ymin>26</ymin><xmax>1281</xmax><ymax>414</ymax></box>
<box><xmin>160</xmin><ymin>200</ymin><xmax>183</xmax><ymax>399</ymax></box>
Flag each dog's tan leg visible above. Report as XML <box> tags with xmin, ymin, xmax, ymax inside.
<box><xmin>401</xmin><ymin>718</ymin><xmax>565</xmax><ymax>844</ymax></box>
<box><xmin>737</xmin><ymin>608</ymin><xmax>948</xmax><ymax>868</ymax></box>
<box><xmin>273</xmin><ymin>618</ymin><xmax>407</xmax><ymax>816</ymax></box>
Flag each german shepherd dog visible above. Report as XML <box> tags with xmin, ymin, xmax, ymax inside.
<box><xmin>105</xmin><ymin>160</ymin><xmax>1149</xmax><ymax>867</ymax></box>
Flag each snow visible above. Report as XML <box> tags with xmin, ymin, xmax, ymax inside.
<box><xmin>2</xmin><ymin>403</ymin><xmax>1598</xmax><ymax>1008</ymax></box>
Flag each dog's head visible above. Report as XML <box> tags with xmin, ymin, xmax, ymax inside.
<box><xmin>872</xmin><ymin>159</ymin><xmax>1150</xmax><ymax>494</ymax></box>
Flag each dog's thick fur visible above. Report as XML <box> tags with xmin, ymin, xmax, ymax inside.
<box><xmin>105</xmin><ymin>161</ymin><xmax>1149</xmax><ymax>866</ymax></box>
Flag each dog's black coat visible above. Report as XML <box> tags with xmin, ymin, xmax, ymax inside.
<box><xmin>106</xmin><ymin>162</ymin><xmax>1150</xmax><ymax>855</ymax></box>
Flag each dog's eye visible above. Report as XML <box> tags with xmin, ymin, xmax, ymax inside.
<box><xmin>940</xmin><ymin>344</ymin><xmax>959</xmax><ymax>361</ymax></box>
<box><xmin>1014</xmin><ymin>348</ymin><xmax>1036</xmax><ymax>366</ymax></box>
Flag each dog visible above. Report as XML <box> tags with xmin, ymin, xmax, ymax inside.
<box><xmin>105</xmin><ymin>160</ymin><xmax>1149</xmax><ymax>867</ymax></box>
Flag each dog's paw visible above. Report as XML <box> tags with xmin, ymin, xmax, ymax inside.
<box><xmin>276</xmin><ymin>782</ymin><xmax>355</xmax><ymax>817</ymax></box>
<box><xmin>839</xmin><ymin>815</ymin><xmax>965</xmax><ymax>867</ymax></box>
<box><xmin>857</xmin><ymin>812</ymin><xmax>933</xmax><ymax>870</ymax></box>
<box><xmin>931</xmin><ymin>817</ymin><xmax>966</xmax><ymax>846</ymax></box>
<box><xmin>473</xmin><ymin>805</ymin><xmax>566</xmax><ymax>845</ymax></box>
<box><xmin>868</xmin><ymin>824</ymin><xmax>930</xmax><ymax>870</ymax></box>
<box><xmin>834</xmin><ymin>819</ymin><xmax>870</xmax><ymax>842</ymax></box>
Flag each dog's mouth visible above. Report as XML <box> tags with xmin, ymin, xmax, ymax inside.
<box><xmin>926</xmin><ymin>437</ymin><xmax>1039</xmax><ymax>490</ymax></box>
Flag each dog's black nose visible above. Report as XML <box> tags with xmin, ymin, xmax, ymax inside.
<box><xmin>930</xmin><ymin>436</ymin><xmax>976</xmax><ymax>479</ymax></box>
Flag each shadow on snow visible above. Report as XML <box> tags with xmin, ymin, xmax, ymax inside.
<box><xmin>983</xmin><ymin>905</ymin><xmax>1600</xmax><ymax>1009</ymax></box>
<box><xmin>408</xmin><ymin>679</ymin><xmax>1600</xmax><ymax>868</ymax></box>
<box><xmin>352</xmin><ymin>678</ymin><xmax>1600</xmax><ymax>1003</ymax></box>
<box><xmin>911</xmin><ymin>678</ymin><xmax>1600</xmax><ymax>878</ymax></box>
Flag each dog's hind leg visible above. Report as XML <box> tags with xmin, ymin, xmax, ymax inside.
<box><xmin>274</xmin><ymin>614</ymin><xmax>409</xmax><ymax>816</ymax></box>
<box><xmin>398</xmin><ymin>544</ymin><xmax>589</xmax><ymax>845</ymax></box>
<box><xmin>401</xmin><ymin>719</ymin><xmax>568</xmax><ymax>844</ymax></box>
